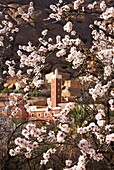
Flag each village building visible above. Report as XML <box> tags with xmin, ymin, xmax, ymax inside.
<box><xmin>0</xmin><ymin>69</ymin><xmax>77</xmax><ymax>121</ymax></box>
<box><xmin>28</xmin><ymin>69</ymin><xmax>63</xmax><ymax>120</ymax></box>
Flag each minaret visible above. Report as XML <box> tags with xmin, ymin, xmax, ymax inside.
<box><xmin>51</xmin><ymin>69</ymin><xmax>62</xmax><ymax>107</ymax></box>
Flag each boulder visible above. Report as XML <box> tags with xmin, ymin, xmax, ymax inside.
<box><xmin>8</xmin><ymin>84</ymin><xmax>14</xmax><ymax>89</ymax></box>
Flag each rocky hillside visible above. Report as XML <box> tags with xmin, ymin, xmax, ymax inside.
<box><xmin>0</xmin><ymin>0</ymin><xmax>113</xmax><ymax>86</ymax></box>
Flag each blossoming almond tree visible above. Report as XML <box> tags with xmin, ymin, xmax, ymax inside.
<box><xmin>0</xmin><ymin>0</ymin><xmax>114</xmax><ymax>170</ymax></box>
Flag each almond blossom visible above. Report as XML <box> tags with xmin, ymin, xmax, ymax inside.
<box><xmin>1</xmin><ymin>0</ymin><xmax>113</xmax><ymax>169</ymax></box>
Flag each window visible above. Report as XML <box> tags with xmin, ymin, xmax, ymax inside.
<box><xmin>2</xmin><ymin>108</ymin><xmax>5</xmax><ymax>112</ymax></box>
<box><xmin>44</xmin><ymin>112</ymin><xmax>48</xmax><ymax>117</ymax></box>
<box><xmin>31</xmin><ymin>113</ymin><xmax>34</xmax><ymax>117</ymax></box>
<box><xmin>37</xmin><ymin>113</ymin><xmax>41</xmax><ymax>117</ymax></box>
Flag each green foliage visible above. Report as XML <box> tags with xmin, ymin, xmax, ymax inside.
<box><xmin>0</xmin><ymin>88</ymin><xmax>13</xmax><ymax>94</ymax></box>
<box><xmin>29</xmin><ymin>88</ymin><xmax>51</xmax><ymax>97</ymax></box>
<box><xmin>0</xmin><ymin>88</ymin><xmax>25</xmax><ymax>94</ymax></box>
<box><xmin>15</xmin><ymin>89</ymin><xmax>24</xmax><ymax>93</ymax></box>
<box><xmin>29</xmin><ymin>88</ymin><xmax>39</xmax><ymax>97</ymax></box>
<box><xmin>69</xmin><ymin>105</ymin><xmax>89</xmax><ymax>128</ymax></box>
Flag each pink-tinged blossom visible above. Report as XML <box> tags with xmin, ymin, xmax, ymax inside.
<box><xmin>93</xmin><ymin>153</ymin><xmax>104</xmax><ymax>161</ymax></box>
<box><xmin>75</xmin><ymin>38</ymin><xmax>81</xmax><ymax>46</ymax></box>
<box><xmin>25</xmin><ymin>152</ymin><xmax>32</xmax><ymax>158</ymax></box>
<box><xmin>61</xmin><ymin>5</ymin><xmax>70</xmax><ymax>12</ymax></box>
<box><xmin>56</xmin><ymin>49</ymin><xmax>66</xmax><ymax>57</ymax></box>
<box><xmin>41</xmin><ymin>148</ymin><xmax>56</xmax><ymax>166</ymax></box>
<box><xmin>74</xmin><ymin>0</ymin><xmax>84</xmax><ymax>10</ymax></box>
<box><xmin>106</xmin><ymin>134</ymin><xmax>114</xmax><ymax>144</ymax></box>
<box><xmin>41</xmin><ymin>126</ymin><xmax>47</xmax><ymax>133</ymax></box>
<box><xmin>50</xmin><ymin>5</ymin><xmax>57</xmax><ymax>12</ymax></box>
<box><xmin>26</xmin><ymin>144</ymin><xmax>33</xmax><ymax>152</ymax></box>
<box><xmin>97</xmin><ymin>120</ymin><xmax>106</xmax><ymax>127</ymax></box>
<box><xmin>100</xmin><ymin>1</ymin><xmax>107</xmax><ymax>11</ymax></box>
<box><xmin>40</xmin><ymin>159</ymin><xmax>48</xmax><ymax>165</ymax></box>
<box><xmin>18</xmin><ymin>2</ymin><xmax>34</xmax><ymax>22</ymax></box>
<box><xmin>14</xmin><ymin>137</ymin><xmax>29</xmax><ymax>149</ymax></box>
<box><xmin>22</xmin><ymin>129</ymin><xmax>30</xmax><ymax>139</ymax></box>
<box><xmin>48</xmin><ymin>38</ymin><xmax>53</xmax><ymax>42</ymax></box>
<box><xmin>33</xmin><ymin>141</ymin><xmax>39</xmax><ymax>148</ymax></box>
<box><xmin>94</xmin><ymin>132</ymin><xmax>105</xmax><ymax>144</ymax></box>
<box><xmin>56</xmin><ymin>35</ymin><xmax>61</xmax><ymax>43</ymax></box>
<box><xmin>9</xmin><ymin>100</ymin><xmax>15</xmax><ymax>106</ymax></box>
<box><xmin>15</xmin><ymin>82</ymin><xmax>21</xmax><ymax>90</ymax></box>
<box><xmin>24</xmin><ymin>86</ymin><xmax>29</xmax><ymax>92</ymax></box>
<box><xmin>95</xmin><ymin>110</ymin><xmax>106</xmax><ymax>127</ymax></box>
<box><xmin>14</xmin><ymin>146</ymin><xmax>21</xmax><ymax>154</ymax></box>
<box><xmin>105</xmin><ymin>125</ymin><xmax>113</xmax><ymax>132</ymax></box>
<box><xmin>109</xmin><ymin>99</ymin><xmax>113</xmax><ymax>105</ymax></box>
<box><xmin>48</xmin><ymin>148</ymin><xmax>56</xmax><ymax>154</ymax></box>
<box><xmin>65</xmin><ymin>160</ymin><xmax>72</xmax><ymax>167</ymax></box>
<box><xmin>78</xmin><ymin>139</ymin><xmax>104</xmax><ymax>161</ymax></box>
<box><xmin>42</xmin><ymin>29</ymin><xmax>48</xmax><ymax>36</ymax></box>
<box><xmin>57</xmin><ymin>131</ymin><xmax>66</xmax><ymax>143</ymax></box>
<box><xmin>110</xmin><ymin>104</ymin><xmax>114</xmax><ymax>111</ymax></box>
<box><xmin>77</xmin><ymin>155</ymin><xmax>86</xmax><ymax>170</ymax></box>
<box><xmin>0</xmin><ymin>41</ymin><xmax>3</xmax><ymax>46</ymax></box>
<box><xmin>89</xmin><ymin>81</ymin><xmax>112</xmax><ymax>100</ymax></box>
<box><xmin>71</xmin><ymin>30</ymin><xmax>76</xmax><ymax>36</ymax></box>
<box><xmin>95</xmin><ymin>109</ymin><xmax>105</xmax><ymax>119</ymax></box>
<box><xmin>47</xmin><ymin>131</ymin><xmax>56</xmax><ymax>141</ymax></box>
<box><xmin>78</xmin><ymin>139</ymin><xmax>90</xmax><ymax>152</ymax></box>
<box><xmin>100</xmin><ymin>7</ymin><xmax>114</xmax><ymax>20</ymax></box>
<box><xmin>111</xmin><ymin>90</ymin><xmax>114</xmax><ymax>97</ymax></box>
<box><xmin>104</xmin><ymin>65</ymin><xmax>112</xmax><ymax>79</ymax></box>
<box><xmin>30</xmin><ymin>127</ymin><xmax>41</xmax><ymax>137</ymax></box>
<box><xmin>9</xmin><ymin>149</ymin><xmax>17</xmax><ymax>156</ymax></box>
<box><xmin>43</xmin><ymin>152</ymin><xmax>50</xmax><ymax>160</ymax></box>
<box><xmin>59</xmin><ymin>123</ymin><xmax>70</xmax><ymax>133</ymax></box>
<box><xmin>88</xmin><ymin>122</ymin><xmax>99</xmax><ymax>132</ymax></box>
<box><xmin>63</xmin><ymin>22</ymin><xmax>73</xmax><ymax>33</ymax></box>
<box><xmin>88</xmin><ymin>2</ymin><xmax>96</xmax><ymax>10</ymax></box>
<box><xmin>8</xmin><ymin>66</ymin><xmax>15</xmax><ymax>77</ymax></box>
<box><xmin>77</xmin><ymin>127</ymin><xmax>88</xmax><ymax>134</ymax></box>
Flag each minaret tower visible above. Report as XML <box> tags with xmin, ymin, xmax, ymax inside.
<box><xmin>51</xmin><ymin>69</ymin><xmax>62</xmax><ymax>107</ymax></box>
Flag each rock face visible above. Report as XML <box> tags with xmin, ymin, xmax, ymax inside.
<box><xmin>0</xmin><ymin>0</ymin><xmax>113</xmax><ymax>85</ymax></box>
<box><xmin>3</xmin><ymin>76</ymin><xmax>25</xmax><ymax>89</ymax></box>
<box><xmin>0</xmin><ymin>0</ymin><xmax>92</xmax><ymax>82</ymax></box>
